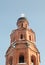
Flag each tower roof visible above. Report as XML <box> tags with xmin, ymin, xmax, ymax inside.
<box><xmin>17</xmin><ymin>17</ymin><xmax>29</xmax><ymax>26</ymax></box>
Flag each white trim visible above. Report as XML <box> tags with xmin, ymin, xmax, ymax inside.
<box><xmin>17</xmin><ymin>63</ymin><xmax>27</xmax><ymax>64</ymax></box>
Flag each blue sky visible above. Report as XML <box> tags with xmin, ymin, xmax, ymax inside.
<box><xmin>0</xmin><ymin>0</ymin><xmax>45</xmax><ymax>65</ymax></box>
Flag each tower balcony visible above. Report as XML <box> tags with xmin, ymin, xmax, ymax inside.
<box><xmin>17</xmin><ymin>63</ymin><xmax>27</xmax><ymax>65</ymax></box>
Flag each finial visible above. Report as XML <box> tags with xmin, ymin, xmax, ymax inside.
<box><xmin>21</xmin><ymin>13</ymin><xmax>25</xmax><ymax>17</ymax></box>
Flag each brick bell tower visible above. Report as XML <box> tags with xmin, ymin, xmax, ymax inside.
<box><xmin>6</xmin><ymin>15</ymin><xmax>40</xmax><ymax>65</ymax></box>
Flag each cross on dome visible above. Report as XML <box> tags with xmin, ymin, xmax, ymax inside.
<box><xmin>21</xmin><ymin>13</ymin><xmax>25</xmax><ymax>17</ymax></box>
<box><xmin>17</xmin><ymin>14</ymin><xmax>29</xmax><ymax>28</ymax></box>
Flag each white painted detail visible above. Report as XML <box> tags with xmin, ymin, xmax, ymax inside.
<box><xmin>18</xmin><ymin>63</ymin><xmax>27</xmax><ymax>64</ymax></box>
<box><xmin>31</xmin><ymin>62</ymin><xmax>34</xmax><ymax>65</ymax></box>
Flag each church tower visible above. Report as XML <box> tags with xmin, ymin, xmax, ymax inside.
<box><xmin>6</xmin><ymin>15</ymin><xmax>40</xmax><ymax>65</ymax></box>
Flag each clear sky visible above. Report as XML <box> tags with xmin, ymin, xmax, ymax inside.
<box><xmin>0</xmin><ymin>0</ymin><xmax>45</xmax><ymax>65</ymax></box>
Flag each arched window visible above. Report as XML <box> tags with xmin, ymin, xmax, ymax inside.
<box><xmin>31</xmin><ymin>55</ymin><xmax>36</xmax><ymax>65</ymax></box>
<box><xmin>20</xmin><ymin>34</ymin><xmax>23</xmax><ymax>39</ymax></box>
<box><xmin>21</xmin><ymin>23</ymin><xmax>23</xmax><ymax>27</ymax></box>
<box><xmin>31</xmin><ymin>59</ymin><xmax>34</xmax><ymax>65</ymax></box>
<box><xmin>19</xmin><ymin>55</ymin><xmax>24</xmax><ymax>63</ymax></box>
<box><xmin>9</xmin><ymin>57</ymin><xmax>13</xmax><ymax>65</ymax></box>
<box><xmin>29</xmin><ymin>36</ymin><xmax>31</xmax><ymax>40</ymax></box>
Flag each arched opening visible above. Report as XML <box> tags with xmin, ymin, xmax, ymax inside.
<box><xmin>31</xmin><ymin>59</ymin><xmax>34</xmax><ymax>65</ymax></box>
<box><xmin>9</xmin><ymin>57</ymin><xmax>13</xmax><ymax>65</ymax></box>
<box><xmin>29</xmin><ymin>36</ymin><xmax>31</xmax><ymax>41</ymax></box>
<box><xmin>19</xmin><ymin>55</ymin><xmax>24</xmax><ymax>63</ymax></box>
<box><xmin>20</xmin><ymin>34</ymin><xmax>23</xmax><ymax>39</ymax></box>
<box><xmin>31</xmin><ymin>55</ymin><xmax>36</xmax><ymax>65</ymax></box>
<box><xmin>21</xmin><ymin>23</ymin><xmax>23</xmax><ymax>27</ymax></box>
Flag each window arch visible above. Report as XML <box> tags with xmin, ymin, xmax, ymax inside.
<box><xmin>19</xmin><ymin>55</ymin><xmax>24</xmax><ymax>63</ymax></box>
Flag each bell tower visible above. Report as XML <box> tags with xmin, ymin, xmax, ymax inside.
<box><xmin>5</xmin><ymin>16</ymin><xmax>40</xmax><ymax>65</ymax></box>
